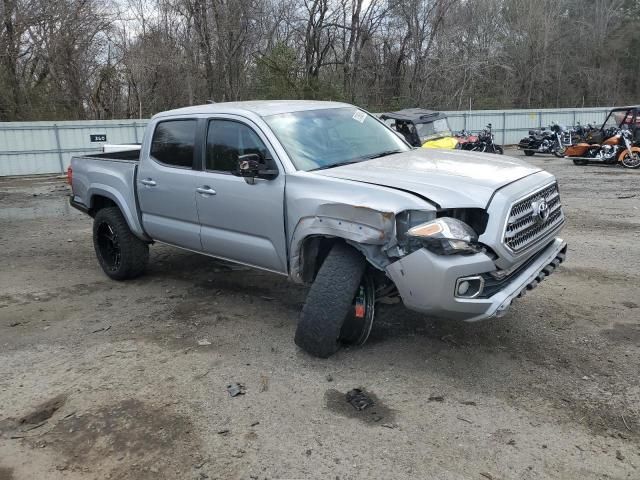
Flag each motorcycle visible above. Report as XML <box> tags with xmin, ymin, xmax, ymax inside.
<box><xmin>571</xmin><ymin>122</ymin><xmax>598</xmax><ymax>143</ymax></box>
<box><xmin>565</xmin><ymin>126</ymin><xmax>640</xmax><ymax>169</ymax></box>
<box><xmin>518</xmin><ymin>122</ymin><xmax>566</xmax><ymax>157</ymax></box>
<box><xmin>454</xmin><ymin>129</ymin><xmax>479</xmax><ymax>150</ymax></box>
<box><xmin>457</xmin><ymin>124</ymin><xmax>503</xmax><ymax>154</ymax></box>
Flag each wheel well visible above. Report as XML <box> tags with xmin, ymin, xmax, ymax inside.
<box><xmin>299</xmin><ymin>236</ymin><xmax>346</xmax><ymax>283</ymax></box>
<box><xmin>89</xmin><ymin>195</ymin><xmax>118</xmax><ymax>217</ymax></box>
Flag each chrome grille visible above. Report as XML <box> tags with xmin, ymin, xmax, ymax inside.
<box><xmin>504</xmin><ymin>183</ymin><xmax>564</xmax><ymax>253</ymax></box>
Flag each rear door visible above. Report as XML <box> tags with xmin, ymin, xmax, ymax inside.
<box><xmin>137</xmin><ymin>118</ymin><xmax>203</xmax><ymax>251</ymax></box>
<box><xmin>194</xmin><ymin>117</ymin><xmax>287</xmax><ymax>273</ymax></box>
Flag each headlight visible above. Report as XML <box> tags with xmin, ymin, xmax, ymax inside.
<box><xmin>407</xmin><ymin>217</ymin><xmax>482</xmax><ymax>255</ymax></box>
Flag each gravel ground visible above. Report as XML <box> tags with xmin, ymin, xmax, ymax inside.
<box><xmin>0</xmin><ymin>149</ymin><xmax>639</xmax><ymax>480</ymax></box>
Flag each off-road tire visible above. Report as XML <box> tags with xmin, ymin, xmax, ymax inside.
<box><xmin>524</xmin><ymin>150</ymin><xmax>535</xmax><ymax>156</ymax></box>
<box><xmin>295</xmin><ymin>242</ymin><xmax>366</xmax><ymax>358</ymax></box>
<box><xmin>93</xmin><ymin>207</ymin><xmax>149</xmax><ymax>280</ymax></box>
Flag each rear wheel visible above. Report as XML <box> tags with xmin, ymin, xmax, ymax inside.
<box><xmin>620</xmin><ymin>151</ymin><xmax>640</xmax><ymax>169</ymax></box>
<box><xmin>93</xmin><ymin>207</ymin><xmax>149</xmax><ymax>280</ymax></box>
<box><xmin>295</xmin><ymin>242</ymin><xmax>374</xmax><ymax>358</ymax></box>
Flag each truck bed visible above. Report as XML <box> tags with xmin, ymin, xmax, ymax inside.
<box><xmin>70</xmin><ymin>152</ymin><xmax>147</xmax><ymax>239</ymax></box>
<box><xmin>84</xmin><ymin>149</ymin><xmax>141</xmax><ymax>162</ymax></box>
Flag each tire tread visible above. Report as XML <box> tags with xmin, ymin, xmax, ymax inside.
<box><xmin>93</xmin><ymin>207</ymin><xmax>149</xmax><ymax>280</ymax></box>
<box><xmin>294</xmin><ymin>242</ymin><xmax>366</xmax><ymax>358</ymax></box>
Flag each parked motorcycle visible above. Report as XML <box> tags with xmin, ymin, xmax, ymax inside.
<box><xmin>518</xmin><ymin>122</ymin><xmax>566</xmax><ymax>157</ymax></box>
<box><xmin>565</xmin><ymin>126</ymin><xmax>640</xmax><ymax>168</ymax></box>
<box><xmin>457</xmin><ymin>124</ymin><xmax>503</xmax><ymax>154</ymax></box>
<box><xmin>571</xmin><ymin>122</ymin><xmax>598</xmax><ymax>143</ymax></box>
<box><xmin>454</xmin><ymin>129</ymin><xmax>478</xmax><ymax>150</ymax></box>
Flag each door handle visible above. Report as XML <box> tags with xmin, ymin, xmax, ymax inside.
<box><xmin>196</xmin><ymin>186</ymin><xmax>216</xmax><ymax>195</ymax></box>
<box><xmin>140</xmin><ymin>178</ymin><xmax>156</xmax><ymax>187</ymax></box>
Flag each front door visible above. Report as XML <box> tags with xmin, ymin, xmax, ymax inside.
<box><xmin>137</xmin><ymin>118</ymin><xmax>203</xmax><ymax>251</ymax></box>
<box><xmin>194</xmin><ymin>118</ymin><xmax>287</xmax><ymax>273</ymax></box>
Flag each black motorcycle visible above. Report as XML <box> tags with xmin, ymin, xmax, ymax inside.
<box><xmin>459</xmin><ymin>124</ymin><xmax>503</xmax><ymax>154</ymax></box>
<box><xmin>518</xmin><ymin>122</ymin><xmax>565</xmax><ymax>157</ymax></box>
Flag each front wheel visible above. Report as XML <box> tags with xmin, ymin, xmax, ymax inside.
<box><xmin>295</xmin><ymin>242</ymin><xmax>374</xmax><ymax>358</ymax></box>
<box><xmin>93</xmin><ymin>207</ymin><xmax>149</xmax><ymax>280</ymax></box>
<box><xmin>494</xmin><ymin>145</ymin><xmax>504</xmax><ymax>155</ymax></box>
<box><xmin>620</xmin><ymin>151</ymin><xmax>640</xmax><ymax>169</ymax></box>
<box><xmin>523</xmin><ymin>150</ymin><xmax>535</xmax><ymax>157</ymax></box>
<box><xmin>553</xmin><ymin>145</ymin><xmax>566</xmax><ymax>158</ymax></box>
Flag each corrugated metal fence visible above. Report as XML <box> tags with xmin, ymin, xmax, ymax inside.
<box><xmin>0</xmin><ymin>107</ymin><xmax>612</xmax><ymax>177</ymax></box>
<box><xmin>442</xmin><ymin>107</ymin><xmax>611</xmax><ymax>146</ymax></box>
<box><xmin>0</xmin><ymin>119</ymin><xmax>147</xmax><ymax>176</ymax></box>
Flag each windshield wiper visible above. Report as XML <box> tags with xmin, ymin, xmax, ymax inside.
<box><xmin>309</xmin><ymin>160</ymin><xmax>363</xmax><ymax>171</ymax></box>
<box><xmin>309</xmin><ymin>149</ymin><xmax>403</xmax><ymax>171</ymax></box>
<box><xmin>362</xmin><ymin>149</ymin><xmax>404</xmax><ymax>159</ymax></box>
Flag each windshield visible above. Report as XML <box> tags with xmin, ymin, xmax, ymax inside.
<box><xmin>604</xmin><ymin>109</ymin><xmax>638</xmax><ymax>129</ymax></box>
<box><xmin>264</xmin><ymin>107</ymin><xmax>410</xmax><ymax>171</ymax></box>
<box><xmin>415</xmin><ymin>118</ymin><xmax>452</xmax><ymax>141</ymax></box>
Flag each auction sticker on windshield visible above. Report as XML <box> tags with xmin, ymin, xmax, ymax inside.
<box><xmin>352</xmin><ymin>110</ymin><xmax>367</xmax><ymax>123</ymax></box>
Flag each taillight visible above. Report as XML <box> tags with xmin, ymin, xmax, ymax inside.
<box><xmin>67</xmin><ymin>166</ymin><xmax>73</xmax><ymax>185</ymax></box>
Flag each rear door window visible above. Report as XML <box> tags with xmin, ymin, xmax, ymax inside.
<box><xmin>150</xmin><ymin>120</ymin><xmax>197</xmax><ymax>168</ymax></box>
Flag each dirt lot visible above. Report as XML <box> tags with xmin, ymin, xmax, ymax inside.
<box><xmin>0</xmin><ymin>150</ymin><xmax>638</xmax><ymax>480</ymax></box>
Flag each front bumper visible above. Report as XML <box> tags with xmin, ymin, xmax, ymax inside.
<box><xmin>385</xmin><ymin>237</ymin><xmax>567</xmax><ymax>322</ymax></box>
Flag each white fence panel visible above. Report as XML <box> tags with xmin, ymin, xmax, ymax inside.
<box><xmin>0</xmin><ymin>119</ymin><xmax>147</xmax><ymax>176</ymax></box>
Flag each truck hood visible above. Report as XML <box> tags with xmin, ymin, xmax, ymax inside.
<box><xmin>314</xmin><ymin>149</ymin><xmax>542</xmax><ymax>208</ymax></box>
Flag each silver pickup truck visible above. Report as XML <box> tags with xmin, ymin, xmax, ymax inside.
<box><xmin>69</xmin><ymin>101</ymin><xmax>567</xmax><ymax>357</ymax></box>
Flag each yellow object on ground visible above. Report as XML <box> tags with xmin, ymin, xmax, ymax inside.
<box><xmin>422</xmin><ymin>136</ymin><xmax>458</xmax><ymax>149</ymax></box>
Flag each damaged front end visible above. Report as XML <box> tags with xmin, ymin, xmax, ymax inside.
<box><xmin>289</xmin><ymin>197</ymin><xmax>490</xmax><ymax>288</ymax></box>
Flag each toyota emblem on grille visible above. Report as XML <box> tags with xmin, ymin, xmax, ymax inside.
<box><xmin>532</xmin><ymin>199</ymin><xmax>550</xmax><ymax>224</ymax></box>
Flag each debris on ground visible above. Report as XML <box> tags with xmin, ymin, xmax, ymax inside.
<box><xmin>479</xmin><ymin>472</ymin><xmax>494</xmax><ymax>480</ymax></box>
<box><xmin>346</xmin><ymin>388</ymin><xmax>374</xmax><ymax>411</ymax></box>
<box><xmin>227</xmin><ymin>383</ymin><xmax>245</xmax><ymax>397</ymax></box>
<box><xmin>460</xmin><ymin>401</ymin><xmax>477</xmax><ymax>406</ymax></box>
<box><xmin>91</xmin><ymin>325</ymin><xmax>111</xmax><ymax>333</ymax></box>
<box><xmin>325</xmin><ymin>374</ymin><xmax>334</xmax><ymax>382</ymax></box>
<box><xmin>197</xmin><ymin>339</ymin><xmax>212</xmax><ymax>346</ymax></box>
<box><xmin>20</xmin><ymin>394</ymin><xmax>67</xmax><ymax>425</ymax></box>
<box><xmin>9</xmin><ymin>321</ymin><xmax>22</xmax><ymax>327</ymax></box>
<box><xmin>616</xmin><ymin>450</ymin><xmax>624</xmax><ymax>461</ymax></box>
<box><xmin>216</xmin><ymin>429</ymin><xmax>230</xmax><ymax>435</ymax></box>
<box><xmin>456</xmin><ymin>415</ymin><xmax>473</xmax><ymax>424</ymax></box>
<box><xmin>259</xmin><ymin>375</ymin><xmax>269</xmax><ymax>392</ymax></box>
<box><xmin>428</xmin><ymin>395</ymin><xmax>444</xmax><ymax>402</ymax></box>
<box><xmin>193</xmin><ymin>369</ymin><xmax>211</xmax><ymax>380</ymax></box>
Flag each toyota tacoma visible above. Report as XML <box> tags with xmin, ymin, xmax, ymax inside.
<box><xmin>69</xmin><ymin>101</ymin><xmax>567</xmax><ymax>358</ymax></box>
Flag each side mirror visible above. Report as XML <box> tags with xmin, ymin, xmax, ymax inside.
<box><xmin>237</xmin><ymin>153</ymin><xmax>278</xmax><ymax>182</ymax></box>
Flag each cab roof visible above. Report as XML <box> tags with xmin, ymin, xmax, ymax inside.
<box><xmin>152</xmin><ymin>100</ymin><xmax>352</xmax><ymax>119</ymax></box>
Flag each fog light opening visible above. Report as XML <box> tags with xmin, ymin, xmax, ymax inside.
<box><xmin>455</xmin><ymin>276</ymin><xmax>484</xmax><ymax>298</ymax></box>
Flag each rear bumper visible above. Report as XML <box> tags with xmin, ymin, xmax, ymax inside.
<box><xmin>69</xmin><ymin>195</ymin><xmax>90</xmax><ymax>214</ymax></box>
<box><xmin>386</xmin><ymin>238</ymin><xmax>567</xmax><ymax>322</ymax></box>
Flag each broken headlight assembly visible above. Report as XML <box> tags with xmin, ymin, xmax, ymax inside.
<box><xmin>397</xmin><ymin>212</ymin><xmax>483</xmax><ymax>255</ymax></box>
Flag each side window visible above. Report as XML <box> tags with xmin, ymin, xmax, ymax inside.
<box><xmin>206</xmin><ymin>120</ymin><xmax>270</xmax><ymax>172</ymax></box>
<box><xmin>150</xmin><ymin>120</ymin><xmax>197</xmax><ymax>168</ymax></box>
